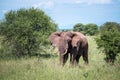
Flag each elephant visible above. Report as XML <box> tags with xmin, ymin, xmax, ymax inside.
<box><xmin>49</xmin><ymin>31</ymin><xmax>72</xmax><ymax>65</ymax></box>
<box><xmin>70</xmin><ymin>32</ymin><xmax>88</xmax><ymax>65</ymax></box>
<box><xmin>49</xmin><ymin>31</ymin><xmax>88</xmax><ymax>66</ymax></box>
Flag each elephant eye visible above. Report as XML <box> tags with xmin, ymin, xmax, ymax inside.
<box><xmin>52</xmin><ymin>43</ymin><xmax>57</xmax><ymax>46</ymax></box>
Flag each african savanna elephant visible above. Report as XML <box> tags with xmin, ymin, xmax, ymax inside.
<box><xmin>49</xmin><ymin>31</ymin><xmax>88</xmax><ymax>66</ymax></box>
<box><xmin>70</xmin><ymin>32</ymin><xmax>88</xmax><ymax>65</ymax></box>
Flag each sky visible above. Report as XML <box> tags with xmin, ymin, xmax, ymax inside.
<box><xmin>0</xmin><ymin>0</ymin><xmax>120</xmax><ymax>29</ymax></box>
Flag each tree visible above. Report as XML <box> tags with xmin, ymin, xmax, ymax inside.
<box><xmin>100</xmin><ymin>22</ymin><xmax>120</xmax><ymax>32</ymax></box>
<box><xmin>95</xmin><ymin>22</ymin><xmax>120</xmax><ymax>63</ymax></box>
<box><xmin>73</xmin><ymin>23</ymin><xmax>98</xmax><ymax>35</ymax></box>
<box><xmin>0</xmin><ymin>8</ymin><xmax>57</xmax><ymax>57</ymax></box>
<box><xmin>73</xmin><ymin>23</ymin><xmax>85</xmax><ymax>34</ymax></box>
<box><xmin>85</xmin><ymin>23</ymin><xmax>98</xmax><ymax>35</ymax></box>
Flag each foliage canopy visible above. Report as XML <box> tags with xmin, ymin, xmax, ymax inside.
<box><xmin>73</xmin><ymin>23</ymin><xmax>85</xmax><ymax>33</ymax></box>
<box><xmin>0</xmin><ymin>8</ymin><xmax>57</xmax><ymax>57</ymax></box>
<box><xmin>95</xmin><ymin>22</ymin><xmax>120</xmax><ymax>63</ymax></box>
<box><xmin>85</xmin><ymin>23</ymin><xmax>98</xmax><ymax>35</ymax></box>
<box><xmin>73</xmin><ymin>23</ymin><xmax>98</xmax><ymax>35</ymax></box>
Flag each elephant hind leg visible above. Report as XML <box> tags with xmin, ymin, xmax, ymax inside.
<box><xmin>82</xmin><ymin>49</ymin><xmax>88</xmax><ymax>64</ymax></box>
<box><xmin>83</xmin><ymin>55</ymin><xmax>88</xmax><ymax>64</ymax></box>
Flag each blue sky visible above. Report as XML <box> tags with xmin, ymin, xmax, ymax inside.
<box><xmin>0</xmin><ymin>0</ymin><xmax>120</xmax><ymax>29</ymax></box>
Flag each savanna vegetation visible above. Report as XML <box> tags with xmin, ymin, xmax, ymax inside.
<box><xmin>0</xmin><ymin>8</ymin><xmax>57</xmax><ymax>57</ymax></box>
<box><xmin>73</xmin><ymin>23</ymin><xmax>98</xmax><ymax>35</ymax></box>
<box><xmin>0</xmin><ymin>8</ymin><xmax>120</xmax><ymax>80</ymax></box>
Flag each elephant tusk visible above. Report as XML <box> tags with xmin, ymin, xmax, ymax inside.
<box><xmin>64</xmin><ymin>49</ymin><xmax>68</xmax><ymax>55</ymax></box>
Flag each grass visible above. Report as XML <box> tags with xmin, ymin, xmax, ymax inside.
<box><xmin>0</xmin><ymin>36</ymin><xmax>120</xmax><ymax>80</ymax></box>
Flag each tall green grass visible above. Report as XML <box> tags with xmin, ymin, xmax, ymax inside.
<box><xmin>0</xmin><ymin>36</ymin><xmax>120</xmax><ymax>80</ymax></box>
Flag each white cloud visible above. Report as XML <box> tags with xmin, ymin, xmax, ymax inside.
<box><xmin>32</xmin><ymin>0</ymin><xmax>112</xmax><ymax>9</ymax></box>
<box><xmin>44</xmin><ymin>1</ymin><xmax>54</xmax><ymax>8</ymax></box>
<box><xmin>73</xmin><ymin>0</ymin><xmax>112</xmax><ymax>4</ymax></box>
<box><xmin>50</xmin><ymin>0</ymin><xmax>112</xmax><ymax>4</ymax></box>
<box><xmin>33</xmin><ymin>1</ymin><xmax>54</xmax><ymax>9</ymax></box>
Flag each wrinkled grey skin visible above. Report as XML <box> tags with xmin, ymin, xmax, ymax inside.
<box><xmin>49</xmin><ymin>31</ymin><xmax>88</xmax><ymax>66</ymax></box>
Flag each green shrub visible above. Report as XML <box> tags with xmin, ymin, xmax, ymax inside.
<box><xmin>73</xmin><ymin>23</ymin><xmax>98</xmax><ymax>35</ymax></box>
<box><xmin>95</xmin><ymin>22</ymin><xmax>120</xmax><ymax>63</ymax></box>
<box><xmin>0</xmin><ymin>8</ymin><xmax>57</xmax><ymax>57</ymax></box>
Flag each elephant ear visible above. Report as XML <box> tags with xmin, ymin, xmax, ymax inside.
<box><xmin>48</xmin><ymin>32</ymin><xmax>61</xmax><ymax>47</ymax></box>
<box><xmin>71</xmin><ymin>32</ymin><xmax>87</xmax><ymax>47</ymax></box>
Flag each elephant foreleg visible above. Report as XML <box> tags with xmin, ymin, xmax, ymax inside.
<box><xmin>75</xmin><ymin>55</ymin><xmax>81</xmax><ymax>64</ymax></box>
<box><xmin>70</xmin><ymin>53</ymin><xmax>76</xmax><ymax>65</ymax></box>
<box><xmin>59</xmin><ymin>53</ymin><xmax>68</xmax><ymax>66</ymax></box>
<box><xmin>70</xmin><ymin>53</ymin><xmax>72</xmax><ymax>64</ymax></box>
<box><xmin>63</xmin><ymin>53</ymin><xmax>68</xmax><ymax>64</ymax></box>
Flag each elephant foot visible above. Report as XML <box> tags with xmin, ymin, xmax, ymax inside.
<box><xmin>84</xmin><ymin>61</ymin><xmax>89</xmax><ymax>65</ymax></box>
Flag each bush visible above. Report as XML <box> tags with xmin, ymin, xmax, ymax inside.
<box><xmin>73</xmin><ymin>23</ymin><xmax>98</xmax><ymax>35</ymax></box>
<box><xmin>0</xmin><ymin>8</ymin><xmax>57</xmax><ymax>57</ymax></box>
<box><xmin>73</xmin><ymin>23</ymin><xmax>86</xmax><ymax>34</ymax></box>
<box><xmin>85</xmin><ymin>23</ymin><xmax>98</xmax><ymax>35</ymax></box>
<box><xmin>95</xmin><ymin>22</ymin><xmax>120</xmax><ymax>63</ymax></box>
